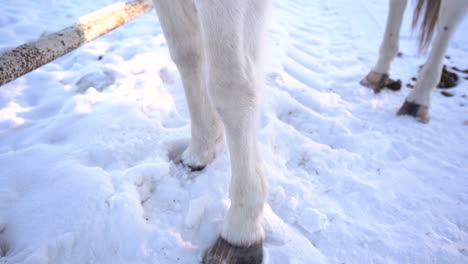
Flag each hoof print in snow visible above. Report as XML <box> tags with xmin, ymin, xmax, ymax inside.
<box><xmin>298</xmin><ymin>208</ymin><xmax>328</xmax><ymax>234</ymax></box>
<box><xmin>134</xmin><ymin>175</ymin><xmax>156</xmax><ymax>221</ymax></box>
<box><xmin>202</xmin><ymin>237</ymin><xmax>263</xmax><ymax>264</ymax></box>
<box><xmin>134</xmin><ymin>175</ymin><xmax>156</xmax><ymax>206</ymax></box>
<box><xmin>397</xmin><ymin>101</ymin><xmax>430</xmax><ymax>123</ymax></box>
<box><xmin>75</xmin><ymin>70</ymin><xmax>116</xmax><ymax>93</ymax></box>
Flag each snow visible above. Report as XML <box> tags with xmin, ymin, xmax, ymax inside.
<box><xmin>1</xmin><ymin>0</ymin><xmax>467</xmax><ymax>263</ymax></box>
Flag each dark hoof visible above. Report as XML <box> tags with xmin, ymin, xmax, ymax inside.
<box><xmin>180</xmin><ymin>160</ymin><xmax>205</xmax><ymax>172</ymax></box>
<box><xmin>360</xmin><ymin>71</ymin><xmax>401</xmax><ymax>93</ymax></box>
<box><xmin>202</xmin><ymin>237</ymin><xmax>263</xmax><ymax>264</ymax></box>
<box><xmin>397</xmin><ymin>100</ymin><xmax>430</xmax><ymax>123</ymax></box>
<box><xmin>186</xmin><ymin>163</ymin><xmax>206</xmax><ymax>172</ymax></box>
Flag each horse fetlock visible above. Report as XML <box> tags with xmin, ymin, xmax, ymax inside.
<box><xmin>181</xmin><ymin>131</ymin><xmax>224</xmax><ymax>171</ymax></box>
<box><xmin>221</xmin><ymin>201</ymin><xmax>265</xmax><ymax>246</ymax></box>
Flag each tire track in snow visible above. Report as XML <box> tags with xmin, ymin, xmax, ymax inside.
<box><xmin>276</xmin><ymin>0</ymin><xmax>359</xmax><ymax>134</ymax></box>
<box><xmin>265</xmin><ymin>0</ymin><xmax>416</xmax><ymax>261</ymax></box>
<box><xmin>267</xmin><ymin>1</ymin><xmax>468</xmax><ymax>263</ymax></box>
<box><xmin>264</xmin><ymin>0</ymin><xmax>370</xmax><ymax>260</ymax></box>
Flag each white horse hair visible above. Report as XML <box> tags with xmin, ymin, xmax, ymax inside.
<box><xmin>152</xmin><ymin>0</ymin><xmax>270</xmax><ymax>263</ymax></box>
<box><xmin>362</xmin><ymin>0</ymin><xmax>468</xmax><ymax>123</ymax></box>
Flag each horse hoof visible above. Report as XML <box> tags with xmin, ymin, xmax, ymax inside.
<box><xmin>360</xmin><ymin>71</ymin><xmax>389</xmax><ymax>93</ymax></box>
<box><xmin>182</xmin><ymin>161</ymin><xmax>206</xmax><ymax>172</ymax></box>
<box><xmin>360</xmin><ymin>71</ymin><xmax>401</xmax><ymax>93</ymax></box>
<box><xmin>397</xmin><ymin>100</ymin><xmax>430</xmax><ymax>123</ymax></box>
<box><xmin>202</xmin><ymin>237</ymin><xmax>263</xmax><ymax>264</ymax></box>
<box><xmin>179</xmin><ymin>147</ymin><xmax>209</xmax><ymax>172</ymax></box>
<box><xmin>180</xmin><ymin>133</ymin><xmax>224</xmax><ymax>172</ymax></box>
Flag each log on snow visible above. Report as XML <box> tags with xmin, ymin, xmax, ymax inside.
<box><xmin>0</xmin><ymin>0</ymin><xmax>154</xmax><ymax>87</ymax></box>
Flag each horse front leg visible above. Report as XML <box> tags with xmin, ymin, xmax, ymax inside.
<box><xmin>153</xmin><ymin>0</ymin><xmax>224</xmax><ymax>170</ymax></box>
<box><xmin>194</xmin><ymin>0</ymin><xmax>269</xmax><ymax>263</ymax></box>
<box><xmin>361</xmin><ymin>0</ymin><xmax>407</xmax><ymax>93</ymax></box>
<box><xmin>398</xmin><ymin>0</ymin><xmax>468</xmax><ymax>123</ymax></box>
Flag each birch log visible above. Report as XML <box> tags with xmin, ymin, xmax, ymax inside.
<box><xmin>0</xmin><ymin>0</ymin><xmax>154</xmax><ymax>87</ymax></box>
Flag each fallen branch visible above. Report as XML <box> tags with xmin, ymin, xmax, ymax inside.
<box><xmin>0</xmin><ymin>0</ymin><xmax>154</xmax><ymax>87</ymax></box>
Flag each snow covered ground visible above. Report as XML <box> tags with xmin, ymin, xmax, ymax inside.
<box><xmin>1</xmin><ymin>0</ymin><xmax>467</xmax><ymax>263</ymax></box>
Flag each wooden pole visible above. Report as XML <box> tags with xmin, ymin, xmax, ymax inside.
<box><xmin>0</xmin><ymin>0</ymin><xmax>154</xmax><ymax>87</ymax></box>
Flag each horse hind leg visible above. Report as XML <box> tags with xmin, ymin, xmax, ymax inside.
<box><xmin>361</xmin><ymin>0</ymin><xmax>407</xmax><ymax>93</ymax></box>
<box><xmin>398</xmin><ymin>0</ymin><xmax>468</xmax><ymax>123</ymax></box>
<box><xmin>194</xmin><ymin>0</ymin><xmax>270</xmax><ymax>263</ymax></box>
<box><xmin>153</xmin><ymin>0</ymin><xmax>224</xmax><ymax>170</ymax></box>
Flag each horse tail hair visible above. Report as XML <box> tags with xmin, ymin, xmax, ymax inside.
<box><xmin>412</xmin><ymin>0</ymin><xmax>441</xmax><ymax>52</ymax></box>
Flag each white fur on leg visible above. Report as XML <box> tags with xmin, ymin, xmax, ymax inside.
<box><xmin>221</xmin><ymin>161</ymin><xmax>267</xmax><ymax>246</ymax></box>
<box><xmin>222</xmin><ymin>204</ymin><xmax>265</xmax><ymax>246</ymax></box>
<box><xmin>153</xmin><ymin>0</ymin><xmax>224</xmax><ymax>168</ymax></box>
<box><xmin>373</xmin><ymin>0</ymin><xmax>407</xmax><ymax>74</ymax></box>
<box><xmin>155</xmin><ymin>0</ymin><xmax>270</xmax><ymax>248</ymax></box>
<box><xmin>194</xmin><ymin>0</ymin><xmax>270</xmax><ymax>246</ymax></box>
<box><xmin>406</xmin><ymin>0</ymin><xmax>468</xmax><ymax>107</ymax></box>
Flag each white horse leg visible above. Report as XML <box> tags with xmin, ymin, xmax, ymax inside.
<box><xmin>153</xmin><ymin>0</ymin><xmax>224</xmax><ymax>169</ymax></box>
<box><xmin>374</xmin><ymin>0</ymin><xmax>408</xmax><ymax>74</ymax></box>
<box><xmin>195</xmin><ymin>0</ymin><xmax>269</xmax><ymax>263</ymax></box>
<box><xmin>398</xmin><ymin>0</ymin><xmax>468</xmax><ymax>122</ymax></box>
<box><xmin>361</xmin><ymin>0</ymin><xmax>408</xmax><ymax>92</ymax></box>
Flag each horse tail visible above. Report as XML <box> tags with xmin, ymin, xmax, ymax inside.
<box><xmin>412</xmin><ymin>0</ymin><xmax>441</xmax><ymax>51</ymax></box>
